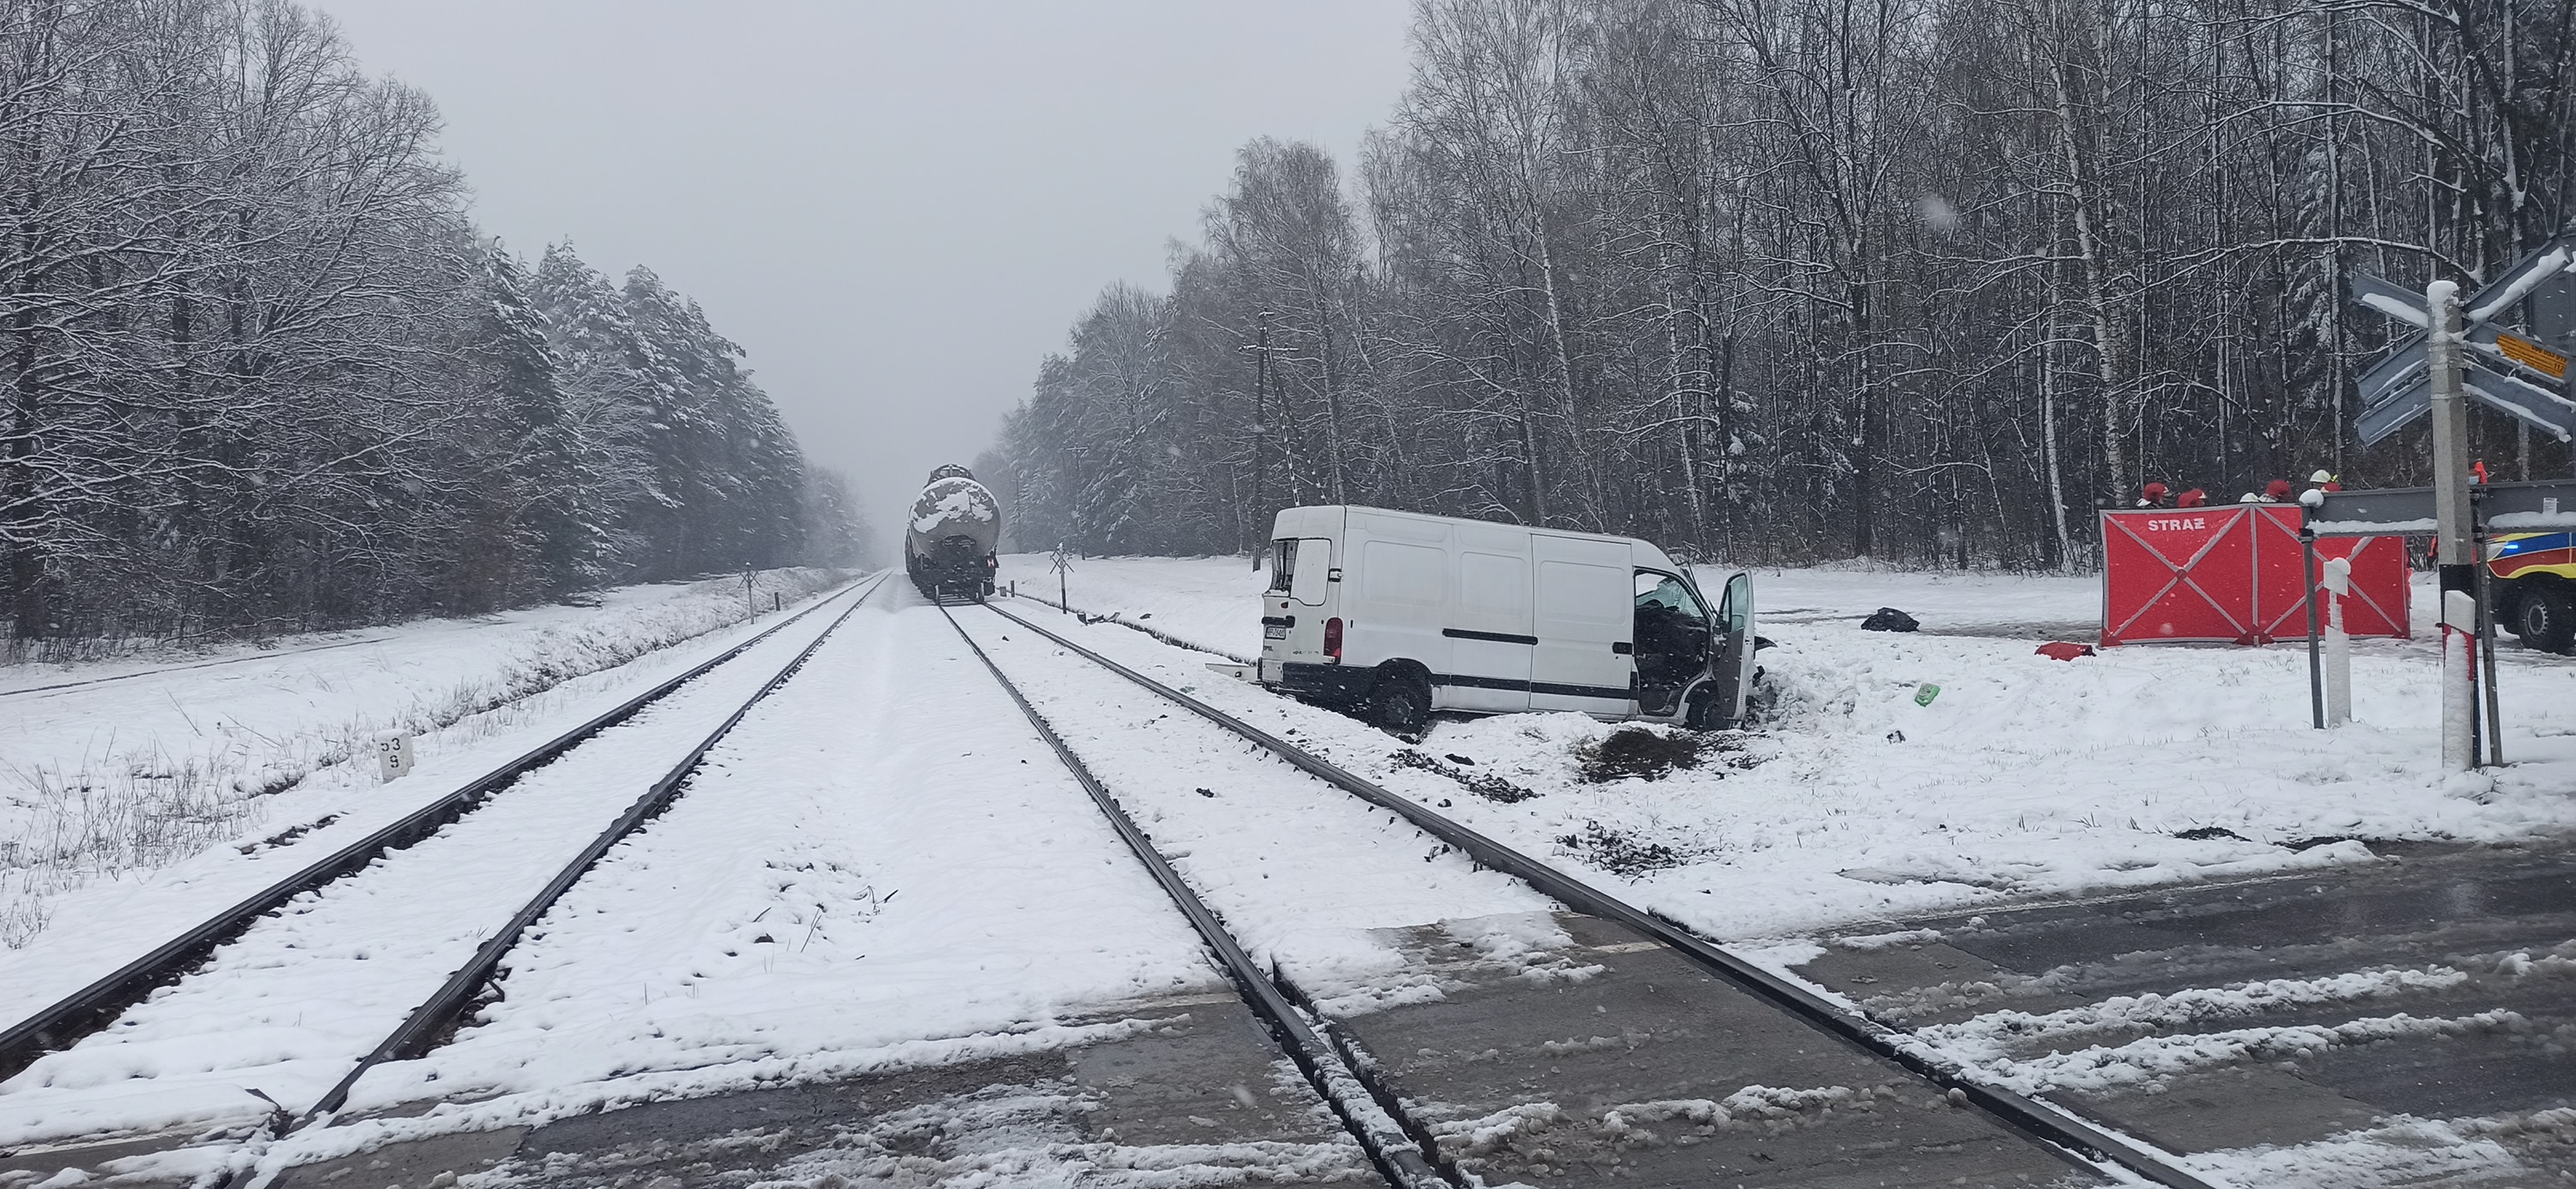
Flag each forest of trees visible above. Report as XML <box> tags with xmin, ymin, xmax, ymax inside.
<box><xmin>990</xmin><ymin>0</ymin><xmax>2576</xmax><ymax>569</ymax></box>
<box><xmin>0</xmin><ymin>0</ymin><xmax>859</xmax><ymax>644</ymax></box>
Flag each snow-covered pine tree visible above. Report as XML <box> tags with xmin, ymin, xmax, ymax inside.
<box><xmin>531</xmin><ymin>243</ymin><xmax>668</xmax><ymax>579</ymax></box>
<box><xmin>475</xmin><ymin>241</ymin><xmax>603</xmax><ymax>601</ymax></box>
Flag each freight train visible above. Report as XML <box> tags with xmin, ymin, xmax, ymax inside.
<box><xmin>905</xmin><ymin>464</ymin><xmax>1001</xmax><ymax>602</ymax></box>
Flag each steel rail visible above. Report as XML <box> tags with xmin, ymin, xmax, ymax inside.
<box><xmin>290</xmin><ymin>574</ymin><xmax>888</xmax><ymax>1128</ymax></box>
<box><xmin>0</xmin><ymin>634</ymin><xmax>401</xmax><ymax>699</ymax></box>
<box><xmin>0</xmin><ymin>575</ymin><xmax>883</xmax><ymax>1082</ymax></box>
<box><xmin>938</xmin><ymin>606</ymin><xmax>1454</xmax><ymax>1189</ymax></box>
<box><xmin>979</xmin><ymin>600</ymin><xmax>2222</xmax><ymax>1189</ymax></box>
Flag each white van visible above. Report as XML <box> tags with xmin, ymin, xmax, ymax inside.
<box><xmin>1257</xmin><ymin>505</ymin><xmax>1755</xmax><ymax>732</ymax></box>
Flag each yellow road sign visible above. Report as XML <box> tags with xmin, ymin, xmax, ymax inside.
<box><xmin>2496</xmin><ymin>331</ymin><xmax>2568</xmax><ymax>380</ymax></box>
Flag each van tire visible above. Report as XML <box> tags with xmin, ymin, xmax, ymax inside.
<box><xmin>1685</xmin><ymin>686</ymin><xmax>1727</xmax><ymax>731</ymax></box>
<box><xmin>1369</xmin><ymin>669</ymin><xmax>1431</xmax><ymax>734</ymax></box>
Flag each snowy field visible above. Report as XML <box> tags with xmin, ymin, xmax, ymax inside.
<box><xmin>0</xmin><ymin>569</ymin><xmax>849</xmax><ymax>951</ymax></box>
<box><xmin>999</xmin><ymin>551</ymin><xmax>2576</xmax><ymax>942</ymax></box>
<box><xmin>0</xmin><ymin>557</ymin><xmax>2560</xmax><ymax>1184</ymax></box>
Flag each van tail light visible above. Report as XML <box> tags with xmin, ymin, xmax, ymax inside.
<box><xmin>1323</xmin><ymin>617</ymin><xmax>1343</xmax><ymax>661</ymax></box>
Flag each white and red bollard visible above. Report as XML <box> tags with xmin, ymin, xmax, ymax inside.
<box><xmin>2442</xmin><ymin>590</ymin><xmax>2478</xmax><ymax>772</ymax></box>
<box><xmin>2320</xmin><ymin>557</ymin><xmax>2351</xmax><ymax>727</ymax></box>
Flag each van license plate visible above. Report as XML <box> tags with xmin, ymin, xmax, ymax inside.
<box><xmin>1264</xmin><ymin>624</ymin><xmax>1288</xmax><ymax>639</ymax></box>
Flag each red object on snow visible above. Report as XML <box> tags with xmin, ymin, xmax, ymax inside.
<box><xmin>2034</xmin><ymin>641</ymin><xmax>2096</xmax><ymax>661</ymax></box>
<box><xmin>2098</xmin><ymin>505</ymin><xmax>2410</xmax><ymax>646</ymax></box>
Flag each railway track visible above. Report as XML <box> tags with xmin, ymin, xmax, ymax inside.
<box><xmin>0</xmin><ymin>635</ymin><xmax>401</xmax><ymax>699</ymax></box>
<box><xmin>0</xmin><ymin>574</ymin><xmax>889</xmax><ymax>1174</ymax></box>
<box><xmin>946</xmin><ymin>600</ymin><xmax>2218</xmax><ymax>1188</ymax></box>
<box><xmin>14</xmin><ymin>580</ymin><xmax>2534</xmax><ymax>1186</ymax></box>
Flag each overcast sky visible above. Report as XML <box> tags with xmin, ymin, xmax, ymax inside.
<box><xmin>309</xmin><ymin>0</ymin><xmax>1413</xmax><ymax>538</ymax></box>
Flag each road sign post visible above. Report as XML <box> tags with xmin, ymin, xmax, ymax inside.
<box><xmin>2426</xmin><ymin>280</ymin><xmax>2479</xmax><ymax>772</ymax></box>
<box><xmin>2349</xmin><ymin>239</ymin><xmax>2576</xmax><ymax>449</ymax></box>
<box><xmin>2344</xmin><ymin>244</ymin><xmax>2576</xmax><ymax>772</ymax></box>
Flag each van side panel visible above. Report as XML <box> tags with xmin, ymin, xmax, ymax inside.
<box><xmin>1353</xmin><ymin>537</ymin><xmax>1449</xmax><ymax>678</ymax></box>
<box><xmin>1343</xmin><ymin>512</ymin><xmax>1453</xmax><ymax>688</ymax></box>
<box><xmin>1446</xmin><ymin>543</ymin><xmax>1534</xmax><ymax>712</ymax></box>
<box><xmin>1529</xmin><ymin>534</ymin><xmax>1636</xmax><ymax>715</ymax></box>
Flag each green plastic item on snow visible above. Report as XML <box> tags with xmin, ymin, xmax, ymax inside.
<box><xmin>1913</xmin><ymin>683</ymin><xmax>1941</xmax><ymax>707</ymax></box>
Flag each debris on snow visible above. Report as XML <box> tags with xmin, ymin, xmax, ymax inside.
<box><xmin>1393</xmin><ymin>749</ymin><xmax>1536</xmax><ymax>803</ymax></box>
<box><xmin>1577</xmin><ymin>727</ymin><xmax>1732</xmax><ymax>783</ymax></box>
<box><xmin>1860</xmin><ymin>607</ymin><xmax>1919</xmax><ymax>633</ymax></box>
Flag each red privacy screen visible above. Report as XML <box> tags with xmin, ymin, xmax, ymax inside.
<box><xmin>2099</xmin><ymin>505</ymin><xmax>2410</xmax><ymax>646</ymax></box>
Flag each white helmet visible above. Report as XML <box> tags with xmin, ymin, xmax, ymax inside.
<box><xmin>2309</xmin><ymin>469</ymin><xmax>2335</xmax><ymax>484</ymax></box>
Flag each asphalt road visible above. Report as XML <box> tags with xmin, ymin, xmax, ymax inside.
<box><xmin>1792</xmin><ymin>839</ymin><xmax>2576</xmax><ymax>1184</ymax></box>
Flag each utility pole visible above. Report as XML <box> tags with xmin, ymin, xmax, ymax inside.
<box><xmin>2426</xmin><ymin>280</ymin><xmax>2477</xmax><ymax>772</ymax></box>
<box><xmin>1246</xmin><ymin>309</ymin><xmax>1274</xmax><ymax>571</ymax></box>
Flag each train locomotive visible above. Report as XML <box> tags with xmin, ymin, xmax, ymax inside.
<box><xmin>905</xmin><ymin>464</ymin><xmax>1001</xmax><ymax>602</ymax></box>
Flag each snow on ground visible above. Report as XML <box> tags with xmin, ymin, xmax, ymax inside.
<box><xmin>0</xmin><ymin>575</ymin><xmax>860</xmax><ymax>1046</ymax></box>
<box><xmin>0</xmin><ymin>592</ymin><xmax>879</xmax><ymax>1149</ymax></box>
<box><xmin>333</xmin><ymin>595</ymin><xmax>1219</xmax><ymax>1127</ymax></box>
<box><xmin>987</xmin><ymin>554</ymin><xmax>2576</xmax><ymax>944</ymax></box>
<box><xmin>0</xmin><ymin>568</ymin><xmax>847</xmax><ymax>949</ymax></box>
<box><xmin>8</xmin><ymin>551</ymin><xmax>2564</xmax><ymax>1176</ymax></box>
<box><xmin>1004</xmin><ymin>554</ymin><xmax>1267</xmax><ymax>661</ymax></box>
<box><xmin>1739</xmin><ymin>565</ymin><xmax>2101</xmax><ymax>638</ymax></box>
<box><xmin>946</xmin><ymin>605</ymin><xmax>1563</xmax><ymax>1012</ymax></box>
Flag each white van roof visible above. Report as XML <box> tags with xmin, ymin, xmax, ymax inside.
<box><xmin>1270</xmin><ymin>504</ymin><xmax>1683</xmax><ymax>574</ymax></box>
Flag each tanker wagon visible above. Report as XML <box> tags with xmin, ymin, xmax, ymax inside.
<box><xmin>905</xmin><ymin>464</ymin><xmax>1000</xmax><ymax>603</ymax></box>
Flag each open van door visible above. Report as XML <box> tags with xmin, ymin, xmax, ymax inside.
<box><xmin>1707</xmin><ymin>572</ymin><xmax>1756</xmax><ymax>727</ymax></box>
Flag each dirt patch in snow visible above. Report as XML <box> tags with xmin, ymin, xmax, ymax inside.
<box><xmin>1556</xmin><ymin>821</ymin><xmax>1694</xmax><ymax>878</ymax></box>
<box><xmin>1577</xmin><ymin>727</ymin><xmax>1733</xmax><ymax>783</ymax></box>
<box><xmin>1394</xmin><ymin>749</ymin><xmax>1538</xmax><ymax>803</ymax></box>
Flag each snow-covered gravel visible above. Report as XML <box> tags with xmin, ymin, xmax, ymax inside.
<box><xmin>987</xmin><ymin>555</ymin><xmax>2576</xmax><ymax>942</ymax></box>
<box><xmin>948</xmin><ymin>606</ymin><xmax>1565</xmax><ymax>1011</ymax></box>
<box><xmin>0</xmin><ymin>583</ymin><xmax>874</xmax><ymax>1149</ymax></box>
<box><xmin>337</xmin><ymin>596</ymin><xmax>1220</xmax><ymax>1122</ymax></box>
<box><xmin>0</xmin><ymin>568</ymin><xmax>850</xmax><ymax>949</ymax></box>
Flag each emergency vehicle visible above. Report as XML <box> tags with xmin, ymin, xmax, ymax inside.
<box><xmin>2491</xmin><ymin>533</ymin><xmax>2576</xmax><ymax>652</ymax></box>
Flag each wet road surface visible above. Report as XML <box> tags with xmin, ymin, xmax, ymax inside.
<box><xmin>1335</xmin><ymin>912</ymin><xmax>2111</xmax><ymax>1186</ymax></box>
<box><xmin>1790</xmin><ymin>839</ymin><xmax>2576</xmax><ymax>1184</ymax></box>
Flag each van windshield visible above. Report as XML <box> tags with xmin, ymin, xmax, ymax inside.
<box><xmin>1634</xmin><ymin>571</ymin><xmax>1707</xmax><ymax>620</ymax></box>
<box><xmin>1268</xmin><ymin>539</ymin><xmax>1296</xmax><ymax>593</ymax></box>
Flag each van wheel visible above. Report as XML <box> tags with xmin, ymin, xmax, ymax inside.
<box><xmin>1684</xmin><ymin>690</ymin><xmax>1722</xmax><ymax>731</ymax></box>
<box><xmin>2517</xmin><ymin>584</ymin><xmax>2575</xmax><ymax>653</ymax></box>
<box><xmin>1370</xmin><ymin>672</ymin><xmax>1431</xmax><ymax>734</ymax></box>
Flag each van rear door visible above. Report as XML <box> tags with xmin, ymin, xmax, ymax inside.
<box><xmin>1529</xmin><ymin>535</ymin><xmax>1635</xmax><ymax>715</ymax></box>
<box><xmin>1260</xmin><ymin>536</ymin><xmax>1334</xmax><ymax>683</ymax></box>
